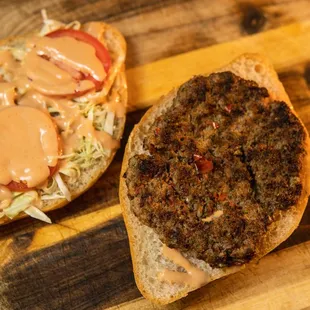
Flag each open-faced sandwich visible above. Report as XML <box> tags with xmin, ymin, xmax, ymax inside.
<box><xmin>0</xmin><ymin>11</ymin><xmax>127</xmax><ymax>224</ymax></box>
<box><xmin>120</xmin><ymin>54</ymin><xmax>310</xmax><ymax>304</ymax></box>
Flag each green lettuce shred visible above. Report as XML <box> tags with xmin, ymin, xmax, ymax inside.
<box><xmin>3</xmin><ymin>191</ymin><xmax>38</xmax><ymax>219</ymax></box>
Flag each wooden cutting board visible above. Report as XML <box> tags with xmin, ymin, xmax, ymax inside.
<box><xmin>1</xmin><ymin>21</ymin><xmax>310</xmax><ymax>310</ymax></box>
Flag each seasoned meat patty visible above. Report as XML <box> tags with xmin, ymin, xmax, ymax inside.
<box><xmin>124</xmin><ymin>72</ymin><xmax>307</xmax><ymax>268</ymax></box>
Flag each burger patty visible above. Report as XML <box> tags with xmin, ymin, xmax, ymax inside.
<box><xmin>124</xmin><ymin>72</ymin><xmax>307</xmax><ymax>268</ymax></box>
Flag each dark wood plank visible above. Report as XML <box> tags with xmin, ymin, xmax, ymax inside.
<box><xmin>0</xmin><ymin>0</ymin><xmax>310</xmax><ymax>68</ymax></box>
<box><xmin>0</xmin><ymin>218</ymin><xmax>141</xmax><ymax>310</ymax></box>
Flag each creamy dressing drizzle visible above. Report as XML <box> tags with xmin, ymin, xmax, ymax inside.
<box><xmin>0</xmin><ymin>22</ymin><xmax>123</xmax><ymax>192</ymax></box>
<box><xmin>0</xmin><ymin>106</ymin><xmax>58</xmax><ymax>187</ymax></box>
<box><xmin>0</xmin><ymin>83</ymin><xmax>16</xmax><ymax>105</ymax></box>
<box><xmin>0</xmin><ymin>185</ymin><xmax>12</xmax><ymax>201</ymax></box>
<box><xmin>106</xmin><ymin>87</ymin><xmax>126</xmax><ymax>118</ymax></box>
<box><xmin>24</xmin><ymin>50</ymin><xmax>95</xmax><ymax>96</ymax></box>
<box><xmin>29</xmin><ymin>36</ymin><xmax>106</xmax><ymax>82</ymax></box>
<box><xmin>19</xmin><ymin>91</ymin><xmax>119</xmax><ymax>154</ymax></box>
<box><xmin>160</xmin><ymin>245</ymin><xmax>210</xmax><ymax>288</ymax></box>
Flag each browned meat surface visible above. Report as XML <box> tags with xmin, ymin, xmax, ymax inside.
<box><xmin>124</xmin><ymin>72</ymin><xmax>306</xmax><ymax>267</ymax></box>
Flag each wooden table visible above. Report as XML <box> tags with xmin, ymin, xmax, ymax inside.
<box><xmin>1</xmin><ymin>1</ymin><xmax>310</xmax><ymax>309</ymax></box>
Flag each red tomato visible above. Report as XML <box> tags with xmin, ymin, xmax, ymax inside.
<box><xmin>5</xmin><ymin>165</ymin><xmax>58</xmax><ymax>192</ymax></box>
<box><xmin>5</xmin><ymin>181</ymin><xmax>31</xmax><ymax>192</ymax></box>
<box><xmin>84</xmin><ymin>75</ymin><xmax>103</xmax><ymax>92</ymax></box>
<box><xmin>49</xmin><ymin>163</ymin><xmax>59</xmax><ymax>177</ymax></box>
<box><xmin>46</xmin><ymin>29</ymin><xmax>111</xmax><ymax>91</ymax></box>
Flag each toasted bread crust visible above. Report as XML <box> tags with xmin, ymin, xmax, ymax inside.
<box><xmin>120</xmin><ymin>53</ymin><xmax>310</xmax><ymax>304</ymax></box>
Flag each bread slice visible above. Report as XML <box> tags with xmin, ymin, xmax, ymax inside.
<box><xmin>0</xmin><ymin>20</ymin><xmax>127</xmax><ymax>225</ymax></box>
<box><xmin>119</xmin><ymin>53</ymin><xmax>310</xmax><ymax>304</ymax></box>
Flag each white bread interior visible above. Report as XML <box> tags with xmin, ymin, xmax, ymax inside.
<box><xmin>119</xmin><ymin>53</ymin><xmax>310</xmax><ymax>304</ymax></box>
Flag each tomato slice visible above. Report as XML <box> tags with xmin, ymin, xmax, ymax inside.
<box><xmin>5</xmin><ymin>181</ymin><xmax>32</xmax><ymax>192</ymax></box>
<box><xmin>49</xmin><ymin>57</ymin><xmax>102</xmax><ymax>92</ymax></box>
<box><xmin>46</xmin><ymin>29</ymin><xmax>111</xmax><ymax>91</ymax></box>
<box><xmin>49</xmin><ymin>163</ymin><xmax>59</xmax><ymax>177</ymax></box>
<box><xmin>5</xmin><ymin>165</ymin><xmax>59</xmax><ymax>192</ymax></box>
<box><xmin>84</xmin><ymin>74</ymin><xmax>103</xmax><ymax>92</ymax></box>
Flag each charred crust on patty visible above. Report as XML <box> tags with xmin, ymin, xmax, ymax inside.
<box><xmin>124</xmin><ymin>72</ymin><xmax>307</xmax><ymax>268</ymax></box>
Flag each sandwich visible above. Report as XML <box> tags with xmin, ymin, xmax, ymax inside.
<box><xmin>120</xmin><ymin>54</ymin><xmax>310</xmax><ymax>304</ymax></box>
<box><xmin>0</xmin><ymin>11</ymin><xmax>127</xmax><ymax>224</ymax></box>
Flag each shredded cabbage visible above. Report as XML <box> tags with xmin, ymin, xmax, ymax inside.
<box><xmin>25</xmin><ymin>206</ymin><xmax>52</xmax><ymax>224</ymax></box>
<box><xmin>39</xmin><ymin>136</ymin><xmax>109</xmax><ymax>202</ymax></box>
<box><xmin>54</xmin><ymin>173</ymin><xmax>71</xmax><ymax>201</ymax></box>
<box><xmin>59</xmin><ymin>161</ymin><xmax>80</xmax><ymax>180</ymax></box>
<box><xmin>41</xmin><ymin>193</ymin><xmax>66</xmax><ymax>200</ymax></box>
<box><xmin>94</xmin><ymin>108</ymin><xmax>109</xmax><ymax>131</ymax></box>
<box><xmin>47</xmin><ymin>106</ymin><xmax>59</xmax><ymax>114</ymax></box>
<box><xmin>40</xmin><ymin>9</ymin><xmax>81</xmax><ymax>36</ymax></box>
<box><xmin>78</xmin><ymin>101</ymin><xmax>115</xmax><ymax>133</ymax></box>
<box><xmin>3</xmin><ymin>191</ymin><xmax>38</xmax><ymax>219</ymax></box>
<box><xmin>11</xmin><ymin>47</ymin><xmax>27</xmax><ymax>61</ymax></box>
<box><xmin>0</xmin><ymin>199</ymin><xmax>11</xmax><ymax>210</ymax></box>
<box><xmin>69</xmin><ymin>137</ymin><xmax>110</xmax><ymax>169</ymax></box>
<box><xmin>40</xmin><ymin>175</ymin><xmax>65</xmax><ymax>200</ymax></box>
<box><xmin>0</xmin><ymin>42</ymin><xmax>28</xmax><ymax>61</ymax></box>
<box><xmin>87</xmin><ymin>106</ymin><xmax>94</xmax><ymax>121</ymax></box>
<box><xmin>103</xmin><ymin>111</ymin><xmax>115</xmax><ymax>135</ymax></box>
<box><xmin>0</xmin><ymin>191</ymin><xmax>52</xmax><ymax>223</ymax></box>
<box><xmin>40</xmin><ymin>176</ymin><xmax>60</xmax><ymax>195</ymax></box>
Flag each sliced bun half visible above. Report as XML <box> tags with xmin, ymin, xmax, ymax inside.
<box><xmin>0</xmin><ymin>20</ymin><xmax>127</xmax><ymax>225</ymax></box>
<box><xmin>119</xmin><ymin>53</ymin><xmax>310</xmax><ymax>304</ymax></box>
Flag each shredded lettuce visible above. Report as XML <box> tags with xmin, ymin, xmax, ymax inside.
<box><xmin>40</xmin><ymin>176</ymin><xmax>65</xmax><ymax>200</ymax></box>
<box><xmin>94</xmin><ymin>108</ymin><xmax>110</xmax><ymax>132</ymax></box>
<box><xmin>47</xmin><ymin>106</ymin><xmax>59</xmax><ymax>114</ymax></box>
<box><xmin>41</xmin><ymin>193</ymin><xmax>66</xmax><ymax>200</ymax></box>
<box><xmin>69</xmin><ymin>137</ymin><xmax>110</xmax><ymax>169</ymax></box>
<box><xmin>78</xmin><ymin>101</ymin><xmax>94</xmax><ymax>115</ymax></box>
<box><xmin>59</xmin><ymin>161</ymin><xmax>80</xmax><ymax>180</ymax></box>
<box><xmin>0</xmin><ymin>191</ymin><xmax>52</xmax><ymax>223</ymax></box>
<box><xmin>9</xmin><ymin>46</ymin><xmax>27</xmax><ymax>61</ymax></box>
<box><xmin>0</xmin><ymin>199</ymin><xmax>11</xmax><ymax>210</ymax></box>
<box><xmin>39</xmin><ymin>136</ymin><xmax>109</xmax><ymax>202</ymax></box>
<box><xmin>77</xmin><ymin>101</ymin><xmax>115</xmax><ymax>132</ymax></box>
<box><xmin>103</xmin><ymin>111</ymin><xmax>115</xmax><ymax>135</ymax></box>
<box><xmin>3</xmin><ymin>191</ymin><xmax>38</xmax><ymax>219</ymax></box>
<box><xmin>41</xmin><ymin>177</ymin><xmax>59</xmax><ymax>195</ymax></box>
<box><xmin>54</xmin><ymin>173</ymin><xmax>71</xmax><ymax>201</ymax></box>
<box><xmin>40</xmin><ymin>9</ymin><xmax>81</xmax><ymax>36</ymax></box>
<box><xmin>25</xmin><ymin>206</ymin><xmax>52</xmax><ymax>224</ymax></box>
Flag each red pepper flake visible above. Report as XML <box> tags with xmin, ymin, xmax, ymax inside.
<box><xmin>224</xmin><ymin>104</ymin><xmax>232</xmax><ymax>113</ymax></box>
<box><xmin>258</xmin><ymin>143</ymin><xmax>267</xmax><ymax>150</ymax></box>
<box><xmin>194</xmin><ymin>154</ymin><xmax>213</xmax><ymax>174</ymax></box>
<box><xmin>212</xmin><ymin>121</ymin><xmax>219</xmax><ymax>129</ymax></box>
<box><xmin>154</xmin><ymin>127</ymin><xmax>161</xmax><ymax>135</ymax></box>
<box><xmin>218</xmin><ymin>193</ymin><xmax>227</xmax><ymax>201</ymax></box>
<box><xmin>229</xmin><ymin>201</ymin><xmax>235</xmax><ymax>207</ymax></box>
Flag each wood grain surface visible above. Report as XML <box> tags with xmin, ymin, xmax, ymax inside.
<box><xmin>1</xmin><ymin>1</ymin><xmax>310</xmax><ymax>310</ymax></box>
<box><xmin>1</xmin><ymin>0</ymin><xmax>310</xmax><ymax>68</ymax></box>
<box><xmin>110</xmin><ymin>241</ymin><xmax>310</xmax><ymax>310</ymax></box>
